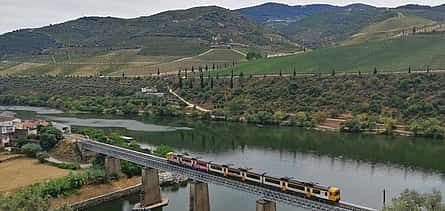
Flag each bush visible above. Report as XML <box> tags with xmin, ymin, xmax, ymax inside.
<box><xmin>36</xmin><ymin>151</ymin><xmax>49</xmax><ymax>163</ymax></box>
<box><xmin>49</xmin><ymin>162</ymin><xmax>81</xmax><ymax>170</ymax></box>
<box><xmin>410</xmin><ymin>118</ymin><xmax>445</xmax><ymax>138</ymax></box>
<box><xmin>340</xmin><ymin>119</ymin><xmax>362</xmax><ymax>133</ymax></box>
<box><xmin>21</xmin><ymin>143</ymin><xmax>42</xmax><ymax>157</ymax></box>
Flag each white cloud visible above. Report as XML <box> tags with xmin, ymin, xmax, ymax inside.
<box><xmin>0</xmin><ymin>0</ymin><xmax>443</xmax><ymax>34</ymax></box>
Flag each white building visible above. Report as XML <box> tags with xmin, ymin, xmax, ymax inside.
<box><xmin>0</xmin><ymin>117</ymin><xmax>15</xmax><ymax>147</ymax></box>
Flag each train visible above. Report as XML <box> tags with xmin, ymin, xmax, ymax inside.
<box><xmin>166</xmin><ymin>152</ymin><xmax>341</xmax><ymax>202</ymax></box>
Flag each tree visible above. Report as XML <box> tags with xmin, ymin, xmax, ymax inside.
<box><xmin>374</xmin><ymin>67</ymin><xmax>378</xmax><ymax>74</ymax></box>
<box><xmin>153</xmin><ymin>145</ymin><xmax>173</xmax><ymax>157</ymax></box>
<box><xmin>383</xmin><ymin>118</ymin><xmax>397</xmax><ymax>135</ymax></box>
<box><xmin>230</xmin><ymin>70</ymin><xmax>234</xmax><ymax>89</ymax></box>
<box><xmin>210</xmin><ymin>77</ymin><xmax>214</xmax><ymax>89</ymax></box>
<box><xmin>178</xmin><ymin>70</ymin><xmax>183</xmax><ymax>89</ymax></box>
<box><xmin>384</xmin><ymin>189</ymin><xmax>445</xmax><ymax>211</ymax></box>
<box><xmin>246</xmin><ymin>52</ymin><xmax>263</xmax><ymax>61</ymax></box>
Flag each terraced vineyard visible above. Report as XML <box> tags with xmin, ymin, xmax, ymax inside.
<box><xmin>215</xmin><ymin>34</ymin><xmax>445</xmax><ymax>76</ymax></box>
<box><xmin>0</xmin><ymin>48</ymin><xmax>246</xmax><ymax>76</ymax></box>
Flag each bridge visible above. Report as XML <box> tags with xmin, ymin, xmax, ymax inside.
<box><xmin>79</xmin><ymin>139</ymin><xmax>378</xmax><ymax>211</ymax></box>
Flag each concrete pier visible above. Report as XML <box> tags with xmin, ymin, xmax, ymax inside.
<box><xmin>256</xmin><ymin>199</ymin><xmax>276</xmax><ymax>211</ymax></box>
<box><xmin>189</xmin><ymin>181</ymin><xmax>210</xmax><ymax>211</ymax></box>
<box><xmin>105</xmin><ymin>156</ymin><xmax>121</xmax><ymax>178</ymax></box>
<box><xmin>142</xmin><ymin>167</ymin><xmax>162</xmax><ymax>206</ymax></box>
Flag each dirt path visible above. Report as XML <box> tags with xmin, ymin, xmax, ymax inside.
<box><xmin>169</xmin><ymin>89</ymin><xmax>211</xmax><ymax>112</ymax></box>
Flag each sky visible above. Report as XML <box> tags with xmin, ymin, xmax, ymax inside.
<box><xmin>1</xmin><ymin>0</ymin><xmax>443</xmax><ymax>34</ymax></box>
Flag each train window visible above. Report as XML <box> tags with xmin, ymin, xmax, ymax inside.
<box><xmin>325</xmin><ymin>192</ymin><xmax>328</xmax><ymax>196</ymax></box>
<box><xmin>228</xmin><ymin>169</ymin><xmax>240</xmax><ymax>174</ymax></box>
<box><xmin>265</xmin><ymin>178</ymin><xmax>281</xmax><ymax>185</ymax></box>
<box><xmin>288</xmin><ymin>183</ymin><xmax>305</xmax><ymax>191</ymax></box>
<box><xmin>211</xmin><ymin>166</ymin><xmax>222</xmax><ymax>171</ymax></box>
<box><xmin>247</xmin><ymin>173</ymin><xmax>261</xmax><ymax>180</ymax></box>
<box><xmin>313</xmin><ymin>189</ymin><xmax>321</xmax><ymax>194</ymax></box>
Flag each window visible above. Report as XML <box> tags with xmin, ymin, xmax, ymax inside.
<box><xmin>246</xmin><ymin>173</ymin><xmax>261</xmax><ymax>180</ymax></box>
<box><xmin>265</xmin><ymin>178</ymin><xmax>281</xmax><ymax>185</ymax></box>
<box><xmin>228</xmin><ymin>169</ymin><xmax>240</xmax><ymax>174</ymax></box>
<box><xmin>211</xmin><ymin>165</ymin><xmax>222</xmax><ymax>171</ymax></box>
<box><xmin>288</xmin><ymin>183</ymin><xmax>305</xmax><ymax>191</ymax></box>
<box><xmin>313</xmin><ymin>189</ymin><xmax>321</xmax><ymax>194</ymax></box>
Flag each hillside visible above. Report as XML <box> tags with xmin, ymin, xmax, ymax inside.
<box><xmin>0</xmin><ymin>6</ymin><xmax>297</xmax><ymax>59</ymax></box>
<box><xmin>215</xmin><ymin>34</ymin><xmax>445</xmax><ymax>75</ymax></box>
<box><xmin>239</xmin><ymin>3</ymin><xmax>445</xmax><ymax>48</ymax></box>
<box><xmin>0</xmin><ymin>48</ymin><xmax>246</xmax><ymax>76</ymax></box>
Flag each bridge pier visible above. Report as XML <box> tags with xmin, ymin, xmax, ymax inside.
<box><xmin>105</xmin><ymin>156</ymin><xmax>122</xmax><ymax>178</ymax></box>
<box><xmin>256</xmin><ymin>199</ymin><xmax>276</xmax><ymax>211</ymax></box>
<box><xmin>133</xmin><ymin>167</ymin><xmax>168</xmax><ymax>210</ymax></box>
<box><xmin>189</xmin><ymin>181</ymin><xmax>210</xmax><ymax>211</ymax></box>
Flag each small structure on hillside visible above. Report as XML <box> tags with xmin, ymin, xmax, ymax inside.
<box><xmin>141</xmin><ymin>87</ymin><xmax>164</xmax><ymax>97</ymax></box>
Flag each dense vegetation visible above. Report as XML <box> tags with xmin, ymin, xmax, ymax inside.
<box><xmin>1</xmin><ymin>72</ymin><xmax>444</xmax><ymax>137</ymax></box>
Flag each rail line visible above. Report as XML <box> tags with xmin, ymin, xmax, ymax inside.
<box><xmin>80</xmin><ymin>140</ymin><xmax>378</xmax><ymax>211</ymax></box>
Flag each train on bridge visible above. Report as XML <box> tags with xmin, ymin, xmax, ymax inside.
<box><xmin>166</xmin><ymin>152</ymin><xmax>341</xmax><ymax>203</ymax></box>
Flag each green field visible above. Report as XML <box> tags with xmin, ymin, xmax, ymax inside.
<box><xmin>215</xmin><ymin>34</ymin><xmax>445</xmax><ymax>75</ymax></box>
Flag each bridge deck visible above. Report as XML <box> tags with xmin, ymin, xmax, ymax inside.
<box><xmin>80</xmin><ymin>140</ymin><xmax>378</xmax><ymax>211</ymax></box>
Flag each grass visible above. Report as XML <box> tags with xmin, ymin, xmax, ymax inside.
<box><xmin>0</xmin><ymin>157</ymin><xmax>71</xmax><ymax>192</ymax></box>
<box><xmin>215</xmin><ymin>34</ymin><xmax>445</xmax><ymax>76</ymax></box>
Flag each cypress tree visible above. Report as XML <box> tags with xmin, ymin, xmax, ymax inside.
<box><xmin>210</xmin><ymin>77</ymin><xmax>214</xmax><ymax>89</ymax></box>
<box><xmin>230</xmin><ymin>70</ymin><xmax>234</xmax><ymax>89</ymax></box>
<box><xmin>373</xmin><ymin>67</ymin><xmax>378</xmax><ymax>75</ymax></box>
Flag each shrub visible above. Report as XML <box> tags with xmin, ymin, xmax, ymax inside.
<box><xmin>340</xmin><ymin>119</ymin><xmax>362</xmax><ymax>133</ymax></box>
<box><xmin>21</xmin><ymin>143</ymin><xmax>42</xmax><ymax>157</ymax></box>
<box><xmin>36</xmin><ymin>151</ymin><xmax>49</xmax><ymax>163</ymax></box>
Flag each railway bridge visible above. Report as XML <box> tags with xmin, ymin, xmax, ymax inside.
<box><xmin>78</xmin><ymin>139</ymin><xmax>378</xmax><ymax>211</ymax></box>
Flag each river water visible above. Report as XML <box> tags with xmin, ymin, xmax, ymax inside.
<box><xmin>3</xmin><ymin>106</ymin><xmax>445</xmax><ymax>211</ymax></box>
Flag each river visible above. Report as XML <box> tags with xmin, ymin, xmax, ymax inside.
<box><xmin>3</xmin><ymin>106</ymin><xmax>445</xmax><ymax>211</ymax></box>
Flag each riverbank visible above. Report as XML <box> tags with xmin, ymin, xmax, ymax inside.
<box><xmin>51</xmin><ymin>172</ymin><xmax>188</xmax><ymax>210</ymax></box>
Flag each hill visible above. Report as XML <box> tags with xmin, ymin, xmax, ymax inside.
<box><xmin>0</xmin><ymin>6</ymin><xmax>297</xmax><ymax>59</ymax></box>
<box><xmin>239</xmin><ymin>3</ymin><xmax>445</xmax><ymax>48</ymax></box>
<box><xmin>215</xmin><ymin>34</ymin><xmax>445</xmax><ymax>76</ymax></box>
